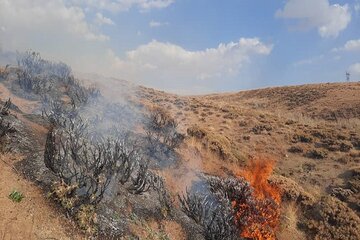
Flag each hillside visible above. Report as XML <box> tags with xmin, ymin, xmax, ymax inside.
<box><xmin>138</xmin><ymin>82</ymin><xmax>360</xmax><ymax>190</ymax></box>
<box><xmin>137</xmin><ymin>82</ymin><xmax>360</xmax><ymax>239</ymax></box>
<box><xmin>0</xmin><ymin>57</ymin><xmax>359</xmax><ymax>240</ymax></box>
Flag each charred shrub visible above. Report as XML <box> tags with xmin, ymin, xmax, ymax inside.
<box><xmin>16</xmin><ymin>51</ymin><xmax>73</xmax><ymax>95</ymax></box>
<box><xmin>145</xmin><ymin>107</ymin><xmax>184</xmax><ymax>151</ymax></box>
<box><xmin>0</xmin><ymin>99</ymin><xmax>16</xmax><ymax>152</ymax></box>
<box><xmin>0</xmin><ymin>65</ymin><xmax>9</xmax><ymax>81</ymax></box>
<box><xmin>42</xmin><ymin>99</ymin><xmax>79</xmax><ymax>127</ymax></box>
<box><xmin>17</xmin><ymin>51</ymin><xmax>72</xmax><ymax>80</ymax></box>
<box><xmin>149</xmin><ymin>174</ymin><xmax>174</xmax><ymax>216</ymax></box>
<box><xmin>0</xmin><ymin>98</ymin><xmax>11</xmax><ymax>116</ymax></box>
<box><xmin>44</xmin><ymin>118</ymin><xmax>153</xmax><ymax>210</ymax></box>
<box><xmin>45</xmin><ymin>121</ymin><xmax>158</xmax><ymax>235</ymax></box>
<box><xmin>67</xmin><ymin>80</ymin><xmax>101</xmax><ymax>108</ymax></box>
<box><xmin>16</xmin><ymin>68</ymin><xmax>50</xmax><ymax>94</ymax></box>
<box><xmin>45</xmin><ymin>125</ymin><xmax>113</xmax><ymax>207</ymax></box>
<box><xmin>178</xmin><ymin>176</ymin><xmax>255</xmax><ymax>240</ymax></box>
<box><xmin>179</xmin><ymin>190</ymin><xmax>239</xmax><ymax>240</ymax></box>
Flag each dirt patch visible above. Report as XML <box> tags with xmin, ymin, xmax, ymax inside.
<box><xmin>0</xmin><ymin>83</ymin><xmax>40</xmax><ymax>114</ymax></box>
<box><xmin>0</xmin><ymin>153</ymin><xmax>82</xmax><ymax>240</ymax></box>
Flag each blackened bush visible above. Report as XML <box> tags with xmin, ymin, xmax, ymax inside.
<box><xmin>179</xmin><ymin>190</ymin><xmax>211</xmax><ymax>224</ymax></box>
<box><xmin>16</xmin><ymin>69</ymin><xmax>50</xmax><ymax>93</ymax></box>
<box><xmin>150</xmin><ymin>174</ymin><xmax>174</xmax><ymax>215</ymax></box>
<box><xmin>0</xmin><ymin>99</ymin><xmax>16</xmax><ymax>152</ymax></box>
<box><xmin>145</xmin><ymin>107</ymin><xmax>184</xmax><ymax>151</ymax></box>
<box><xmin>16</xmin><ymin>51</ymin><xmax>74</xmax><ymax>95</ymax></box>
<box><xmin>127</xmin><ymin>161</ymin><xmax>151</xmax><ymax>194</ymax></box>
<box><xmin>44</xmin><ymin>127</ymin><xmax>112</xmax><ymax>206</ymax></box>
<box><xmin>178</xmin><ymin>190</ymin><xmax>239</xmax><ymax>240</ymax></box>
<box><xmin>17</xmin><ymin>51</ymin><xmax>73</xmax><ymax>80</ymax></box>
<box><xmin>44</xmin><ymin>120</ymin><xmax>153</xmax><ymax>209</ymax></box>
<box><xmin>0</xmin><ymin>98</ymin><xmax>11</xmax><ymax>116</ymax></box>
<box><xmin>42</xmin><ymin>99</ymin><xmax>76</xmax><ymax>126</ymax></box>
<box><xmin>68</xmin><ymin>81</ymin><xmax>101</xmax><ymax>107</ymax></box>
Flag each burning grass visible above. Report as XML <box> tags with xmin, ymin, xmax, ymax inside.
<box><xmin>235</xmin><ymin>158</ymin><xmax>281</xmax><ymax>240</ymax></box>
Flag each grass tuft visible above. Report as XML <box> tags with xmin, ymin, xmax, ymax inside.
<box><xmin>9</xmin><ymin>190</ymin><xmax>24</xmax><ymax>203</ymax></box>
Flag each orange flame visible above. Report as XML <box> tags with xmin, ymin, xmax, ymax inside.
<box><xmin>235</xmin><ymin>158</ymin><xmax>281</xmax><ymax>240</ymax></box>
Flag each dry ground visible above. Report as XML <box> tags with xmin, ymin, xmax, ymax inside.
<box><xmin>0</xmin><ymin>153</ymin><xmax>81</xmax><ymax>240</ymax></box>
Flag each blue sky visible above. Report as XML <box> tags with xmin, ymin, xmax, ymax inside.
<box><xmin>0</xmin><ymin>0</ymin><xmax>359</xmax><ymax>93</ymax></box>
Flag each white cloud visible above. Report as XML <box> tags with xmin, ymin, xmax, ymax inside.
<box><xmin>149</xmin><ymin>20</ymin><xmax>169</xmax><ymax>28</ymax></box>
<box><xmin>138</xmin><ymin>0</ymin><xmax>174</xmax><ymax>10</ymax></box>
<box><xmin>108</xmin><ymin>38</ymin><xmax>272</xmax><ymax>91</ymax></box>
<box><xmin>94</xmin><ymin>12</ymin><xmax>115</xmax><ymax>26</ymax></box>
<box><xmin>348</xmin><ymin>63</ymin><xmax>360</xmax><ymax>80</ymax></box>
<box><xmin>68</xmin><ymin>0</ymin><xmax>174</xmax><ymax>12</ymax></box>
<box><xmin>0</xmin><ymin>0</ymin><xmax>109</xmax><ymax>43</ymax></box>
<box><xmin>276</xmin><ymin>0</ymin><xmax>351</xmax><ymax>38</ymax></box>
<box><xmin>333</xmin><ymin>39</ymin><xmax>360</xmax><ymax>52</ymax></box>
<box><xmin>0</xmin><ymin>0</ymin><xmax>113</xmax><ymax>75</ymax></box>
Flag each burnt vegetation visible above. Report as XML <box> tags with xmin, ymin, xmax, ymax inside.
<box><xmin>44</xmin><ymin>121</ymin><xmax>153</xmax><ymax>208</ymax></box>
<box><xmin>7</xmin><ymin>51</ymin><xmax>184</xmax><ymax>235</ymax></box>
<box><xmin>0</xmin><ymin>98</ymin><xmax>16</xmax><ymax>152</ymax></box>
<box><xmin>145</xmin><ymin>107</ymin><xmax>185</xmax><ymax>151</ymax></box>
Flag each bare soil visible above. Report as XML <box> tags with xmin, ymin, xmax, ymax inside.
<box><xmin>0</xmin><ymin>154</ymin><xmax>81</xmax><ymax>240</ymax></box>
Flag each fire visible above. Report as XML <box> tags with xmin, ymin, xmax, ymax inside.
<box><xmin>235</xmin><ymin>158</ymin><xmax>281</xmax><ymax>240</ymax></box>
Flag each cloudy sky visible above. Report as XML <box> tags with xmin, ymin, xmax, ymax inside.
<box><xmin>0</xmin><ymin>0</ymin><xmax>359</xmax><ymax>93</ymax></box>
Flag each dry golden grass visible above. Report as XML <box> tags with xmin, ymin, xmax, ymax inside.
<box><xmin>277</xmin><ymin>203</ymin><xmax>305</xmax><ymax>240</ymax></box>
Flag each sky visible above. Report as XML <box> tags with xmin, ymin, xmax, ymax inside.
<box><xmin>0</xmin><ymin>0</ymin><xmax>359</xmax><ymax>94</ymax></box>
